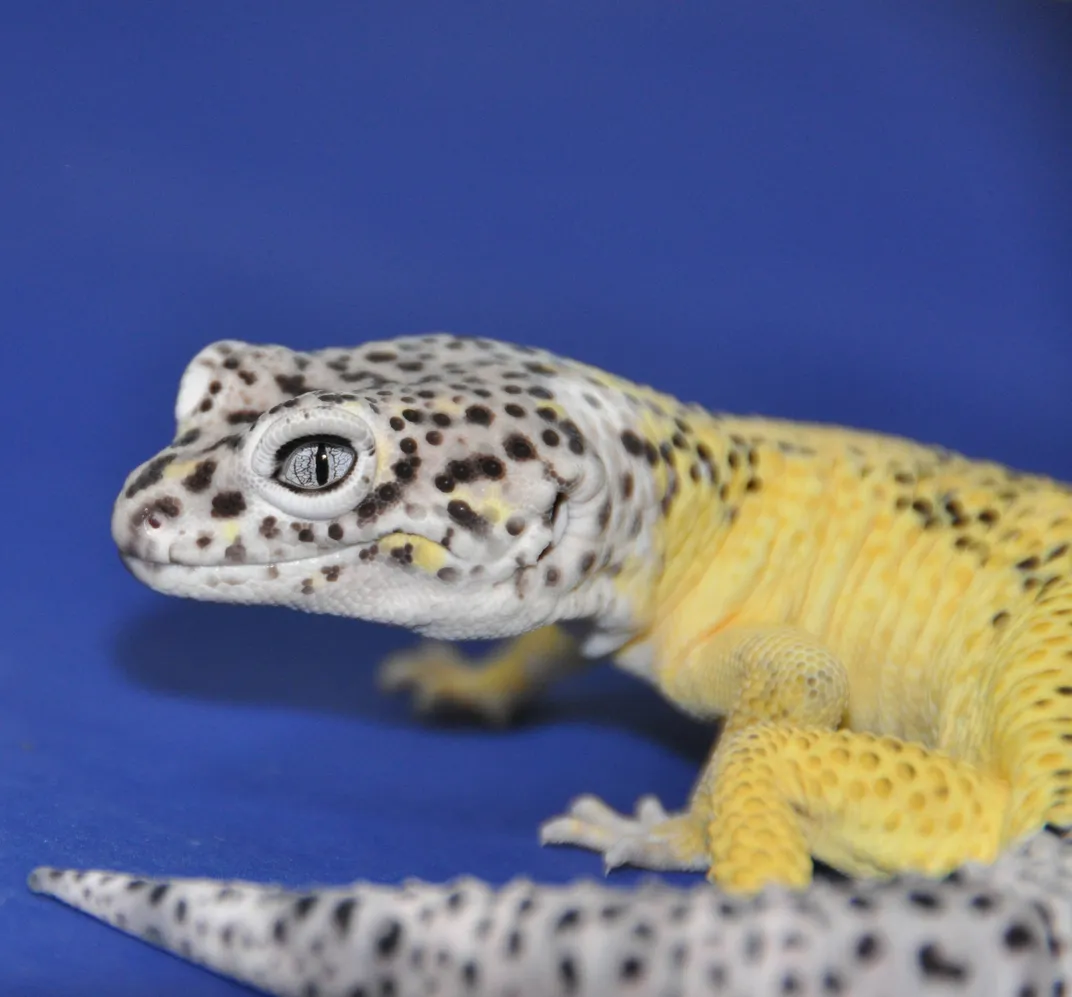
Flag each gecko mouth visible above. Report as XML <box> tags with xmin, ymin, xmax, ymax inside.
<box><xmin>119</xmin><ymin>546</ymin><xmax>353</xmax><ymax>584</ymax></box>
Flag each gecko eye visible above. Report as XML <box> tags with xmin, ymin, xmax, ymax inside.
<box><xmin>275</xmin><ymin>436</ymin><xmax>356</xmax><ymax>492</ymax></box>
<box><xmin>243</xmin><ymin>405</ymin><xmax>376</xmax><ymax>519</ymax></box>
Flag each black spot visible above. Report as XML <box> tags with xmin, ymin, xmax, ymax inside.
<box><xmin>125</xmin><ymin>454</ymin><xmax>176</xmax><ymax>498</ymax></box>
<box><xmin>970</xmin><ymin>893</ymin><xmax>997</xmax><ymax>912</ymax></box>
<box><xmin>434</xmin><ymin>474</ymin><xmax>454</xmax><ymax>492</ymax></box>
<box><xmin>855</xmin><ymin>933</ymin><xmax>882</xmax><ymax>962</ymax></box>
<box><xmin>465</xmin><ymin>405</ymin><xmax>493</xmax><ymax>426</ymax></box>
<box><xmin>908</xmin><ymin>890</ymin><xmax>940</xmax><ymax>910</ymax></box>
<box><xmin>426</xmin><ymin>430</ymin><xmax>444</xmax><ymax>446</ymax></box>
<box><xmin>377</xmin><ymin>483</ymin><xmax>400</xmax><ymax>505</ymax></box>
<box><xmin>821</xmin><ymin>971</ymin><xmax>843</xmax><ymax>993</ymax></box>
<box><xmin>560</xmin><ymin>420</ymin><xmax>585</xmax><ymax>455</ymax></box>
<box><xmin>275</xmin><ymin>373</ymin><xmax>306</xmax><ymax>395</ymax></box>
<box><xmin>504</xmin><ymin>434</ymin><xmax>535</xmax><ymax>460</ymax></box>
<box><xmin>480</xmin><ymin>456</ymin><xmax>504</xmax><ymax>479</ymax></box>
<box><xmin>149</xmin><ymin>883</ymin><xmax>169</xmax><ymax>905</ymax></box>
<box><xmin>431</xmin><ymin>412</ymin><xmax>452</xmax><ymax>427</ymax></box>
<box><xmin>222</xmin><ymin>356</ymin><xmax>240</xmax><ymax>370</ymax></box>
<box><xmin>506</xmin><ymin>930</ymin><xmax>523</xmax><ymax>957</ymax></box>
<box><xmin>437</xmin><ymin>567</ymin><xmax>458</xmax><ymax>582</ymax></box>
<box><xmin>579</xmin><ymin>552</ymin><xmax>596</xmax><ymax>574</ymax></box>
<box><xmin>992</xmin><ymin>611</ymin><xmax>1010</xmax><ymax>628</ymax></box>
<box><xmin>174</xmin><ymin>899</ymin><xmax>187</xmax><ymax>923</ymax></box>
<box><xmin>298</xmin><ymin>527</ymin><xmax>315</xmax><ymax>542</ymax></box>
<box><xmin>505</xmin><ymin>403</ymin><xmax>525</xmax><ymax>418</ymax></box>
<box><xmin>376</xmin><ymin>919</ymin><xmax>402</xmax><ymax>957</ymax></box>
<box><xmin>1004</xmin><ymin>923</ymin><xmax>1037</xmax><ymax>951</ymax></box>
<box><xmin>153</xmin><ymin>496</ymin><xmax>181</xmax><ymax>518</ymax></box>
<box><xmin>506</xmin><ymin>517</ymin><xmax>525</xmax><ymax>536</ymax></box>
<box><xmin>555</xmin><ymin>908</ymin><xmax>582</xmax><ymax>932</ymax></box>
<box><xmin>545</xmin><ymin>566</ymin><xmax>560</xmax><ymax>586</ymax></box>
<box><xmin>293</xmin><ymin>895</ymin><xmax>318</xmax><ymax>919</ymax></box>
<box><xmin>175</xmin><ymin>428</ymin><xmax>201</xmax><ymax>446</ymax></box>
<box><xmin>394</xmin><ymin>460</ymin><xmax>415</xmax><ymax>481</ymax></box>
<box><xmin>447</xmin><ymin>500</ymin><xmax>487</xmax><ymax>533</ymax></box>
<box><xmin>328</xmin><ymin>523</ymin><xmax>344</xmax><ymax>541</ymax></box>
<box><xmin>183</xmin><ymin>460</ymin><xmax>217</xmax><ymax>493</ymax></box>
<box><xmin>226</xmin><ymin>410</ymin><xmax>261</xmax><ymax>425</ymax></box>
<box><xmin>542</xmin><ymin>428</ymin><xmax>560</xmax><ymax>447</ymax></box>
<box><xmin>918</xmin><ymin>943</ymin><xmax>968</xmax><ymax>981</ymax></box>
<box><xmin>558</xmin><ymin>956</ymin><xmax>578</xmax><ymax>994</ymax></box>
<box><xmin>461</xmin><ymin>960</ymin><xmax>479</xmax><ymax>988</ymax></box>
<box><xmin>211</xmin><ymin>491</ymin><xmax>246</xmax><ymax>518</ymax></box>
<box><xmin>620</xmin><ymin>956</ymin><xmax>644</xmax><ymax>982</ymax></box>
<box><xmin>366</xmin><ymin>350</ymin><xmax>397</xmax><ymax>363</ymax></box>
<box><xmin>528</xmin><ymin>385</ymin><xmax>553</xmax><ymax>400</ymax></box>
<box><xmin>621</xmin><ymin>430</ymin><xmax>644</xmax><ymax>456</ymax></box>
<box><xmin>448</xmin><ymin>459</ymin><xmax>473</xmax><ymax>482</ymax></box>
<box><xmin>273</xmin><ymin>917</ymin><xmax>288</xmax><ymax>943</ymax></box>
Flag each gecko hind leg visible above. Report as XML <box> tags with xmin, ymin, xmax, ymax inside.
<box><xmin>540</xmin><ymin>794</ymin><xmax>709</xmax><ymax>872</ymax></box>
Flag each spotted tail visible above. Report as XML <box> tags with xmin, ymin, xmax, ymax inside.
<box><xmin>29</xmin><ymin>833</ymin><xmax>1072</xmax><ymax>997</ymax></box>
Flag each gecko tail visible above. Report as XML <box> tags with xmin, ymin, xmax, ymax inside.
<box><xmin>28</xmin><ymin>834</ymin><xmax>1072</xmax><ymax>997</ymax></box>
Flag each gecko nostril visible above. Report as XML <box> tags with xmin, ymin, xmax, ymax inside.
<box><xmin>147</xmin><ymin>515</ymin><xmax>162</xmax><ymax>530</ymax></box>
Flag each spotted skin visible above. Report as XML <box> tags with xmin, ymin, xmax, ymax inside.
<box><xmin>31</xmin><ymin>333</ymin><xmax>1072</xmax><ymax>994</ymax></box>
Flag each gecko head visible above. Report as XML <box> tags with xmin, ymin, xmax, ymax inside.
<box><xmin>113</xmin><ymin>336</ymin><xmax>617</xmax><ymax>639</ymax></box>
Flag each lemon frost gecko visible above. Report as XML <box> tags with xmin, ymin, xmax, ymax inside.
<box><xmin>31</xmin><ymin>333</ymin><xmax>1072</xmax><ymax>995</ymax></box>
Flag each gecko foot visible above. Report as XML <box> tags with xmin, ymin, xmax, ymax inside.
<box><xmin>377</xmin><ymin>642</ymin><xmax>515</xmax><ymax>726</ymax></box>
<box><xmin>539</xmin><ymin>794</ymin><xmax>709</xmax><ymax>873</ymax></box>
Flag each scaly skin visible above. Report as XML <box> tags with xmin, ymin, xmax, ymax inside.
<box><xmin>29</xmin><ymin>334</ymin><xmax>1072</xmax><ymax>995</ymax></box>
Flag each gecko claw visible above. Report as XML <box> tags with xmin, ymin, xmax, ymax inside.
<box><xmin>540</xmin><ymin>793</ymin><xmax>709</xmax><ymax>873</ymax></box>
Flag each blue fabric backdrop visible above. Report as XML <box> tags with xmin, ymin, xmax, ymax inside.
<box><xmin>1</xmin><ymin>4</ymin><xmax>1070</xmax><ymax>994</ymax></box>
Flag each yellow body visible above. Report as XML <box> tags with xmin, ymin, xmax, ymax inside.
<box><xmin>392</xmin><ymin>403</ymin><xmax>1072</xmax><ymax>893</ymax></box>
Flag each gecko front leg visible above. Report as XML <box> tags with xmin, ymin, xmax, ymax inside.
<box><xmin>378</xmin><ymin>625</ymin><xmax>583</xmax><ymax>725</ymax></box>
<box><xmin>540</xmin><ymin>793</ymin><xmax>710</xmax><ymax>872</ymax></box>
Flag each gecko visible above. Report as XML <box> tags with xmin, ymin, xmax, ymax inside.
<box><xmin>30</xmin><ymin>333</ymin><xmax>1072</xmax><ymax>995</ymax></box>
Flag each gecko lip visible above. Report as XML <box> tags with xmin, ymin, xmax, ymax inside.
<box><xmin>119</xmin><ymin>546</ymin><xmax>355</xmax><ymax>583</ymax></box>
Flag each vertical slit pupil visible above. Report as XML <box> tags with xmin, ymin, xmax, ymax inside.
<box><xmin>315</xmin><ymin>443</ymin><xmax>330</xmax><ymax>486</ymax></box>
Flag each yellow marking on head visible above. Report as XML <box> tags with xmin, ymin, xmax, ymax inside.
<box><xmin>163</xmin><ymin>460</ymin><xmax>200</xmax><ymax>480</ymax></box>
<box><xmin>380</xmin><ymin>533</ymin><xmax>449</xmax><ymax>573</ymax></box>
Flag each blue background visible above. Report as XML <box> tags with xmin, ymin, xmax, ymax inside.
<box><xmin>2</xmin><ymin>4</ymin><xmax>1070</xmax><ymax>994</ymax></box>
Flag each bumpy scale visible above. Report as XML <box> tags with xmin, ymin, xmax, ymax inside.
<box><xmin>30</xmin><ymin>334</ymin><xmax>1072</xmax><ymax>994</ymax></box>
